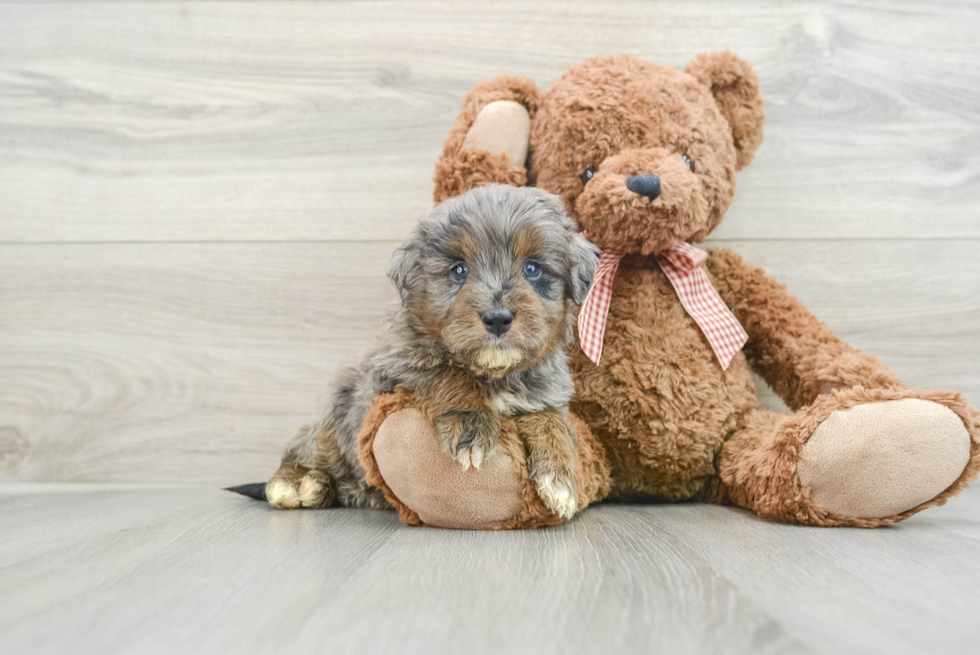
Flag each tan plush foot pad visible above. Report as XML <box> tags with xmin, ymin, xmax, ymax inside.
<box><xmin>356</xmin><ymin>392</ymin><xmax>611</xmax><ymax>530</ymax></box>
<box><xmin>799</xmin><ymin>397</ymin><xmax>972</xmax><ymax>519</ymax></box>
<box><xmin>461</xmin><ymin>100</ymin><xmax>531</xmax><ymax>168</ymax></box>
<box><xmin>375</xmin><ymin>408</ymin><xmax>525</xmax><ymax>529</ymax></box>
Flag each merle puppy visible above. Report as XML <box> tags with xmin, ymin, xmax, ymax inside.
<box><xmin>263</xmin><ymin>185</ymin><xmax>598</xmax><ymax>518</ymax></box>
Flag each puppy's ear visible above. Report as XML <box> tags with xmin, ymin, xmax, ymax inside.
<box><xmin>434</xmin><ymin>76</ymin><xmax>542</xmax><ymax>204</ymax></box>
<box><xmin>567</xmin><ymin>230</ymin><xmax>600</xmax><ymax>305</ymax></box>
<box><xmin>524</xmin><ymin>187</ymin><xmax>599</xmax><ymax>305</ymax></box>
<box><xmin>685</xmin><ymin>51</ymin><xmax>765</xmax><ymax>170</ymax></box>
<box><xmin>524</xmin><ymin>185</ymin><xmax>570</xmax><ymax>216</ymax></box>
<box><xmin>387</xmin><ymin>227</ymin><xmax>423</xmax><ymax>306</ymax></box>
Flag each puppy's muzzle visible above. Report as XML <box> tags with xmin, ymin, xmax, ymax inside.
<box><xmin>481</xmin><ymin>309</ymin><xmax>514</xmax><ymax>336</ymax></box>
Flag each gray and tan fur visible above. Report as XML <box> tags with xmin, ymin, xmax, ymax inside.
<box><xmin>265</xmin><ymin>185</ymin><xmax>599</xmax><ymax>517</ymax></box>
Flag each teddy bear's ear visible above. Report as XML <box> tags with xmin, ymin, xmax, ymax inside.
<box><xmin>433</xmin><ymin>76</ymin><xmax>543</xmax><ymax>204</ymax></box>
<box><xmin>684</xmin><ymin>51</ymin><xmax>765</xmax><ymax>170</ymax></box>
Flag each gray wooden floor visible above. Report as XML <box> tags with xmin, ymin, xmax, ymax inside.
<box><xmin>2</xmin><ymin>485</ymin><xmax>980</xmax><ymax>655</ymax></box>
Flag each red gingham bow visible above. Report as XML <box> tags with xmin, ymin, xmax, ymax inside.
<box><xmin>578</xmin><ymin>241</ymin><xmax>748</xmax><ymax>368</ymax></box>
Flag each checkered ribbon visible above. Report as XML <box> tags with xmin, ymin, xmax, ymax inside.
<box><xmin>578</xmin><ymin>241</ymin><xmax>748</xmax><ymax>368</ymax></box>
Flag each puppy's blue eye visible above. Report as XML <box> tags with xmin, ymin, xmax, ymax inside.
<box><xmin>523</xmin><ymin>261</ymin><xmax>542</xmax><ymax>281</ymax></box>
<box><xmin>683</xmin><ymin>155</ymin><xmax>694</xmax><ymax>172</ymax></box>
<box><xmin>583</xmin><ymin>169</ymin><xmax>597</xmax><ymax>183</ymax></box>
<box><xmin>450</xmin><ymin>263</ymin><xmax>468</xmax><ymax>283</ymax></box>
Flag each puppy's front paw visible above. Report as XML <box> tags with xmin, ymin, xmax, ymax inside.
<box><xmin>435</xmin><ymin>410</ymin><xmax>500</xmax><ymax>470</ymax></box>
<box><xmin>531</xmin><ymin>469</ymin><xmax>578</xmax><ymax>519</ymax></box>
<box><xmin>517</xmin><ymin>412</ymin><xmax>580</xmax><ymax>519</ymax></box>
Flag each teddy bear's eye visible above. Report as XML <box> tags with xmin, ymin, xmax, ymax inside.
<box><xmin>450</xmin><ymin>263</ymin><xmax>468</xmax><ymax>283</ymax></box>
<box><xmin>683</xmin><ymin>155</ymin><xmax>695</xmax><ymax>172</ymax></box>
<box><xmin>583</xmin><ymin>169</ymin><xmax>597</xmax><ymax>183</ymax></box>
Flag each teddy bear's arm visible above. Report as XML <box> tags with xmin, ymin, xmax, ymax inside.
<box><xmin>706</xmin><ymin>248</ymin><xmax>904</xmax><ymax>411</ymax></box>
<box><xmin>433</xmin><ymin>76</ymin><xmax>541</xmax><ymax>204</ymax></box>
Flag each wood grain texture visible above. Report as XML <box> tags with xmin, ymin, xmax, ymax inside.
<box><xmin>1</xmin><ymin>239</ymin><xmax>977</xmax><ymax>484</ymax></box>
<box><xmin>1</xmin><ymin>0</ymin><xmax>979</xmax><ymax>242</ymax></box>
<box><xmin>2</xmin><ymin>484</ymin><xmax>980</xmax><ymax>654</ymax></box>
<box><xmin>0</xmin><ymin>1</ymin><xmax>977</xmax><ymax>488</ymax></box>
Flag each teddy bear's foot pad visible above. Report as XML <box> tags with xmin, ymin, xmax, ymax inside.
<box><xmin>798</xmin><ymin>398</ymin><xmax>970</xmax><ymax>519</ymax></box>
<box><xmin>374</xmin><ymin>408</ymin><xmax>525</xmax><ymax>529</ymax></box>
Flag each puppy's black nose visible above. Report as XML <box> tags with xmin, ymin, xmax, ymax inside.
<box><xmin>626</xmin><ymin>174</ymin><xmax>661</xmax><ymax>200</ymax></box>
<box><xmin>481</xmin><ymin>310</ymin><xmax>514</xmax><ymax>336</ymax></box>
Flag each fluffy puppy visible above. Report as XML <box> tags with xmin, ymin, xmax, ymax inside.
<box><xmin>265</xmin><ymin>184</ymin><xmax>599</xmax><ymax>518</ymax></box>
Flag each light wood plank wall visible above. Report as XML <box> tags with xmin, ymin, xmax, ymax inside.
<box><xmin>1</xmin><ymin>1</ymin><xmax>978</xmax><ymax>484</ymax></box>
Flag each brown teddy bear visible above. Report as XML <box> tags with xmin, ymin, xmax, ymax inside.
<box><xmin>357</xmin><ymin>52</ymin><xmax>980</xmax><ymax>529</ymax></box>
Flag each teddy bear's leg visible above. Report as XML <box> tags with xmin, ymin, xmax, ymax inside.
<box><xmin>356</xmin><ymin>392</ymin><xmax>528</xmax><ymax>528</ymax></box>
<box><xmin>715</xmin><ymin>387</ymin><xmax>979</xmax><ymax>527</ymax></box>
<box><xmin>356</xmin><ymin>393</ymin><xmax>612</xmax><ymax>529</ymax></box>
<box><xmin>372</xmin><ymin>408</ymin><xmax>527</xmax><ymax>529</ymax></box>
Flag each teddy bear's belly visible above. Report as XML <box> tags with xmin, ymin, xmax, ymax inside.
<box><xmin>570</xmin><ymin>265</ymin><xmax>758</xmax><ymax>500</ymax></box>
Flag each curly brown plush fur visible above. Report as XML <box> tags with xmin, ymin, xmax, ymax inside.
<box><xmin>423</xmin><ymin>51</ymin><xmax>979</xmax><ymax>528</ymax></box>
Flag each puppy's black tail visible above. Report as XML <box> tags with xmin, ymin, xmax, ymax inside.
<box><xmin>225</xmin><ymin>482</ymin><xmax>267</xmax><ymax>501</ymax></box>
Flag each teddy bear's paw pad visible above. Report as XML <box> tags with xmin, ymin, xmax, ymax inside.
<box><xmin>534</xmin><ymin>472</ymin><xmax>578</xmax><ymax>519</ymax></box>
<box><xmin>799</xmin><ymin>398</ymin><xmax>971</xmax><ymax>519</ymax></box>
<box><xmin>462</xmin><ymin>100</ymin><xmax>530</xmax><ymax>168</ymax></box>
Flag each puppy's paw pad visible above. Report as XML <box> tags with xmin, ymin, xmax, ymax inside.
<box><xmin>266</xmin><ymin>480</ymin><xmax>300</xmax><ymax>509</ymax></box>
<box><xmin>535</xmin><ymin>474</ymin><xmax>578</xmax><ymax>519</ymax></box>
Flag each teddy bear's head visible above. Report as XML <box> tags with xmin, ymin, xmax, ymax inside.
<box><xmin>528</xmin><ymin>53</ymin><xmax>764</xmax><ymax>255</ymax></box>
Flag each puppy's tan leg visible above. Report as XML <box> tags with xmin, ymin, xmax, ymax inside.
<box><xmin>517</xmin><ymin>412</ymin><xmax>579</xmax><ymax>518</ymax></box>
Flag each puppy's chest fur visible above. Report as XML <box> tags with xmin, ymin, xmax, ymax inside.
<box><xmin>481</xmin><ymin>355</ymin><xmax>574</xmax><ymax>418</ymax></box>
<box><xmin>404</xmin><ymin>356</ymin><xmax>572</xmax><ymax>419</ymax></box>
<box><xmin>486</xmin><ymin>380</ymin><xmax>549</xmax><ymax>417</ymax></box>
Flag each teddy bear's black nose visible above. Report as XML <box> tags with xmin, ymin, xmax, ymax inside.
<box><xmin>626</xmin><ymin>174</ymin><xmax>661</xmax><ymax>200</ymax></box>
<box><xmin>481</xmin><ymin>310</ymin><xmax>514</xmax><ymax>336</ymax></box>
